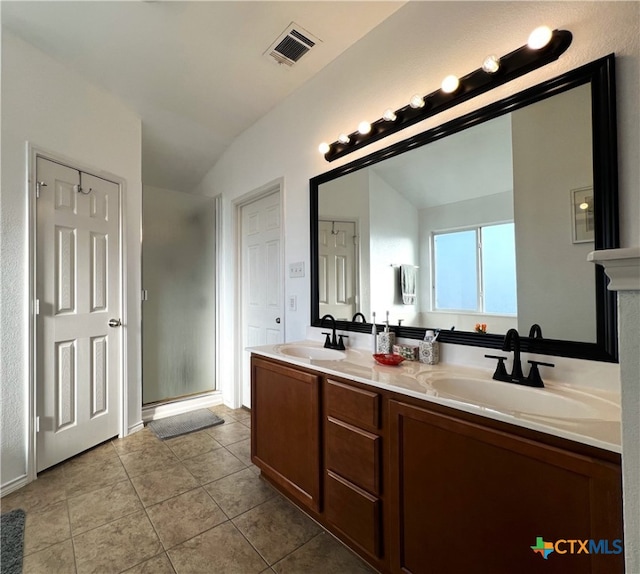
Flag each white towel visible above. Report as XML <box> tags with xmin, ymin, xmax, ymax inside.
<box><xmin>400</xmin><ymin>265</ymin><xmax>417</xmax><ymax>305</ymax></box>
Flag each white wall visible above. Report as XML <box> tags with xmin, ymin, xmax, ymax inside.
<box><xmin>618</xmin><ymin>290</ymin><xmax>640</xmax><ymax>573</ymax></box>
<box><xmin>512</xmin><ymin>84</ymin><xmax>595</xmax><ymax>341</ymax></box>
<box><xmin>368</xmin><ymin>170</ymin><xmax>419</xmax><ymax>326</ymax></box>
<box><xmin>193</xmin><ymin>1</ymin><xmax>638</xmax><ymax>560</ymax></box>
<box><xmin>0</xmin><ymin>31</ymin><xmax>142</xmax><ymax>489</ymax></box>
<box><xmin>194</xmin><ymin>0</ymin><xmax>638</xmax><ymax>368</ymax></box>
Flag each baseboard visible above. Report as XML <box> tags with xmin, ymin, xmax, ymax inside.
<box><xmin>127</xmin><ymin>421</ymin><xmax>145</xmax><ymax>436</ymax></box>
<box><xmin>142</xmin><ymin>391</ymin><xmax>223</xmax><ymax>423</ymax></box>
<box><xmin>0</xmin><ymin>474</ymin><xmax>29</xmax><ymax>498</ymax></box>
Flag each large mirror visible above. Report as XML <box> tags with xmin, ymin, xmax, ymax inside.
<box><xmin>310</xmin><ymin>55</ymin><xmax>618</xmax><ymax>362</ymax></box>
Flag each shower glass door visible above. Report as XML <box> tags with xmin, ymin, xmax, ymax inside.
<box><xmin>142</xmin><ymin>187</ymin><xmax>216</xmax><ymax>404</ymax></box>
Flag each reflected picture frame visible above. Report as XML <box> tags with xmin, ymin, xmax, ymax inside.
<box><xmin>571</xmin><ymin>186</ymin><xmax>595</xmax><ymax>243</ymax></box>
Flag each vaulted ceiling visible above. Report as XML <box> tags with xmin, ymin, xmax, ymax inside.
<box><xmin>2</xmin><ymin>1</ymin><xmax>404</xmax><ymax>192</ymax></box>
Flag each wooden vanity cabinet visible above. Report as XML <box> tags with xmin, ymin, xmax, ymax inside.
<box><xmin>251</xmin><ymin>355</ymin><xmax>623</xmax><ymax>574</ymax></box>
<box><xmin>388</xmin><ymin>399</ymin><xmax>624</xmax><ymax>574</ymax></box>
<box><xmin>251</xmin><ymin>356</ymin><xmax>321</xmax><ymax>512</ymax></box>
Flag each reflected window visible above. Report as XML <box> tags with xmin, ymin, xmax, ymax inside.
<box><xmin>433</xmin><ymin>223</ymin><xmax>517</xmax><ymax>315</ymax></box>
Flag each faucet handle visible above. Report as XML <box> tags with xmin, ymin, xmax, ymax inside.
<box><xmin>485</xmin><ymin>354</ymin><xmax>509</xmax><ymax>381</ymax></box>
<box><xmin>528</xmin><ymin>360</ymin><xmax>555</xmax><ymax>367</ymax></box>
<box><xmin>337</xmin><ymin>334</ymin><xmax>349</xmax><ymax>350</ymax></box>
<box><xmin>321</xmin><ymin>332</ymin><xmax>332</xmax><ymax>348</ymax></box>
<box><xmin>526</xmin><ymin>360</ymin><xmax>554</xmax><ymax>387</ymax></box>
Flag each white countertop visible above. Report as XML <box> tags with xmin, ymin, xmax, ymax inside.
<box><xmin>249</xmin><ymin>341</ymin><xmax>622</xmax><ymax>453</ymax></box>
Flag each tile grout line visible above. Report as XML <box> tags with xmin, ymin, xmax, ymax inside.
<box><xmin>270</xmin><ymin>531</ymin><xmax>327</xmax><ymax>571</ymax></box>
<box><xmin>229</xmin><ymin>491</ymin><xmax>320</xmax><ymax>570</ymax></box>
<box><xmin>76</xmin><ymin>436</ymin><xmax>161</xmax><ymax>573</ymax></box>
<box><xmin>136</xmin><ymin>461</ymin><xmax>275</xmax><ymax>569</ymax></box>
<box><xmin>224</xmin><ymin>519</ymin><xmax>272</xmax><ymax>571</ymax></box>
<box><xmin>125</xmin><ymin>442</ymin><xmax>251</xmax><ymax>559</ymax></box>
<box><xmin>70</xmin><ymin>458</ymin><xmax>146</xmax><ymax>573</ymax></box>
<box><xmin>69</xmin><ymin>528</ymin><xmax>80</xmax><ymax>574</ymax></box>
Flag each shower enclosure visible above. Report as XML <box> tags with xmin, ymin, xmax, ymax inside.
<box><xmin>142</xmin><ymin>187</ymin><xmax>216</xmax><ymax>405</ymax></box>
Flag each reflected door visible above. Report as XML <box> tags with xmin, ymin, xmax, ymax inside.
<box><xmin>142</xmin><ymin>188</ymin><xmax>216</xmax><ymax>404</ymax></box>
<box><xmin>318</xmin><ymin>220</ymin><xmax>357</xmax><ymax>320</ymax></box>
<box><xmin>36</xmin><ymin>157</ymin><xmax>121</xmax><ymax>471</ymax></box>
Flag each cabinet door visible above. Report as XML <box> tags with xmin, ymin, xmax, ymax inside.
<box><xmin>388</xmin><ymin>400</ymin><xmax>623</xmax><ymax>574</ymax></box>
<box><xmin>251</xmin><ymin>357</ymin><xmax>321</xmax><ymax>512</ymax></box>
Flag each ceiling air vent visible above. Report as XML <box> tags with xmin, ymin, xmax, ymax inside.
<box><xmin>265</xmin><ymin>23</ymin><xmax>320</xmax><ymax>67</ymax></box>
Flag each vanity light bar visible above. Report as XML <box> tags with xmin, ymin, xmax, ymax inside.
<box><xmin>320</xmin><ymin>28</ymin><xmax>572</xmax><ymax>162</ymax></box>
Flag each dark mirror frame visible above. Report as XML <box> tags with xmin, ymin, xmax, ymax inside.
<box><xmin>310</xmin><ymin>54</ymin><xmax>618</xmax><ymax>362</ymax></box>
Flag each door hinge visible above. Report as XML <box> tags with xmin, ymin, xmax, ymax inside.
<box><xmin>141</xmin><ymin>289</ymin><xmax>148</xmax><ymax>301</ymax></box>
<box><xmin>36</xmin><ymin>416</ymin><xmax>40</xmax><ymax>433</ymax></box>
<box><xmin>35</xmin><ymin>299</ymin><xmax>40</xmax><ymax>315</ymax></box>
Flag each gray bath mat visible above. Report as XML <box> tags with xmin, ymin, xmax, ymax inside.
<box><xmin>148</xmin><ymin>409</ymin><xmax>224</xmax><ymax>439</ymax></box>
<box><xmin>1</xmin><ymin>508</ymin><xmax>25</xmax><ymax>574</ymax></box>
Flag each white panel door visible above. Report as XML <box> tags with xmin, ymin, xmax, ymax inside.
<box><xmin>318</xmin><ymin>220</ymin><xmax>357</xmax><ymax>320</ymax></box>
<box><xmin>241</xmin><ymin>191</ymin><xmax>283</xmax><ymax>408</ymax></box>
<box><xmin>36</xmin><ymin>157</ymin><xmax>121</xmax><ymax>472</ymax></box>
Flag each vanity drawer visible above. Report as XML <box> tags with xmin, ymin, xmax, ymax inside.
<box><xmin>325</xmin><ymin>379</ymin><xmax>380</xmax><ymax>432</ymax></box>
<box><xmin>325</xmin><ymin>470</ymin><xmax>382</xmax><ymax>559</ymax></box>
<box><xmin>326</xmin><ymin>416</ymin><xmax>380</xmax><ymax>495</ymax></box>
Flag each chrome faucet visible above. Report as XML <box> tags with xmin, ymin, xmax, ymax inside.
<box><xmin>485</xmin><ymin>328</ymin><xmax>554</xmax><ymax>388</ymax></box>
<box><xmin>351</xmin><ymin>312</ymin><xmax>367</xmax><ymax>323</ymax></box>
<box><xmin>321</xmin><ymin>314</ymin><xmax>347</xmax><ymax>350</ymax></box>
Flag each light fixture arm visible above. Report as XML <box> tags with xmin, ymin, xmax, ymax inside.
<box><xmin>322</xmin><ymin>29</ymin><xmax>572</xmax><ymax>162</ymax></box>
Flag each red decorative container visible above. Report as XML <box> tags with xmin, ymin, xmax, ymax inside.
<box><xmin>373</xmin><ymin>353</ymin><xmax>405</xmax><ymax>366</ymax></box>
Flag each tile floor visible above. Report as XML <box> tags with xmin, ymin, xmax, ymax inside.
<box><xmin>1</xmin><ymin>405</ymin><xmax>375</xmax><ymax>574</ymax></box>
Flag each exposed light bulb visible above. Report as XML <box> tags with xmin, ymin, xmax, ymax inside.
<box><xmin>579</xmin><ymin>202</ymin><xmax>589</xmax><ymax>210</ymax></box>
<box><xmin>338</xmin><ymin>133</ymin><xmax>351</xmax><ymax>144</ymax></box>
<box><xmin>409</xmin><ymin>95</ymin><xmax>425</xmax><ymax>109</ymax></box>
<box><xmin>358</xmin><ymin>121</ymin><xmax>372</xmax><ymax>135</ymax></box>
<box><xmin>383</xmin><ymin>108</ymin><xmax>397</xmax><ymax>122</ymax></box>
<box><xmin>318</xmin><ymin>142</ymin><xmax>330</xmax><ymax>154</ymax></box>
<box><xmin>528</xmin><ymin>26</ymin><xmax>553</xmax><ymax>50</ymax></box>
<box><xmin>441</xmin><ymin>75</ymin><xmax>460</xmax><ymax>93</ymax></box>
<box><xmin>482</xmin><ymin>54</ymin><xmax>500</xmax><ymax>74</ymax></box>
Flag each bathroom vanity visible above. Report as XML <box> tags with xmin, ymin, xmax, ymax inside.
<box><xmin>250</xmin><ymin>343</ymin><xmax>623</xmax><ymax>574</ymax></box>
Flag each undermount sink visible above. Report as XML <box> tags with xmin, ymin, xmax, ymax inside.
<box><xmin>419</xmin><ymin>376</ymin><xmax>620</xmax><ymax>421</ymax></box>
<box><xmin>276</xmin><ymin>344</ymin><xmax>347</xmax><ymax>361</ymax></box>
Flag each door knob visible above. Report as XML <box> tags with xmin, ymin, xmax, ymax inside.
<box><xmin>275</xmin><ymin>317</ymin><xmax>281</xmax><ymax>324</ymax></box>
<box><xmin>108</xmin><ymin>318</ymin><xmax>122</xmax><ymax>328</ymax></box>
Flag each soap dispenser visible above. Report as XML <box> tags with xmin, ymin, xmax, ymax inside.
<box><xmin>377</xmin><ymin>311</ymin><xmax>396</xmax><ymax>354</ymax></box>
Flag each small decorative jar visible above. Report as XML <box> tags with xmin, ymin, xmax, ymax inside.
<box><xmin>377</xmin><ymin>331</ymin><xmax>396</xmax><ymax>354</ymax></box>
<box><xmin>419</xmin><ymin>340</ymin><xmax>440</xmax><ymax>365</ymax></box>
